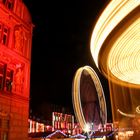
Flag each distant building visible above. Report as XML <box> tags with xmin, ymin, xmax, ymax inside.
<box><xmin>28</xmin><ymin>118</ymin><xmax>52</xmax><ymax>133</ymax></box>
<box><xmin>28</xmin><ymin>111</ymin><xmax>82</xmax><ymax>136</ymax></box>
<box><xmin>52</xmin><ymin>112</ymin><xmax>74</xmax><ymax>134</ymax></box>
<box><xmin>52</xmin><ymin>111</ymin><xmax>82</xmax><ymax>135</ymax></box>
<box><xmin>0</xmin><ymin>0</ymin><xmax>33</xmax><ymax>140</ymax></box>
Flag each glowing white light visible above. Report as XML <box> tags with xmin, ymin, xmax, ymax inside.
<box><xmin>84</xmin><ymin>123</ymin><xmax>90</xmax><ymax>133</ymax></box>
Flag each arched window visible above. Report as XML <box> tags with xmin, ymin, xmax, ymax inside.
<box><xmin>2</xmin><ymin>0</ymin><xmax>14</xmax><ymax>10</ymax></box>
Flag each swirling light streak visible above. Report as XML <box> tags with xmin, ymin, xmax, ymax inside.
<box><xmin>108</xmin><ymin>17</ymin><xmax>140</xmax><ymax>84</ymax></box>
<box><xmin>72</xmin><ymin>67</ymin><xmax>86</xmax><ymax>130</ymax></box>
<box><xmin>72</xmin><ymin>66</ymin><xmax>107</xmax><ymax>131</ymax></box>
<box><xmin>117</xmin><ymin>105</ymin><xmax>140</xmax><ymax>118</ymax></box>
<box><xmin>117</xmin><ymin>109</ymin><xmax>135</xmax><ymax>118</ymax></box>
<box><xmin>136</xmin><ymin>105</ymin><xmax>140</xmax><ymax>114</ymax></box>
<box><xmin>90</xmin><ymin>0</ymin><xmax>140</xmax><ymax>68</ymax></box>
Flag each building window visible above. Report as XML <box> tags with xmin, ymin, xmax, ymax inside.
<box><xmin>5</xmin><ymin>69</ymin><xmax>13</xmax><ymax>92</ymax></box>
<box><xmin>2</xmin><ymin>0</ymin><xmax>14</xmax><ymax>10</ymax></box>
<box><xmin>2</xmin><ymin>26</ymin><xmax>9</xmax><ymax>46</ymax></box>
<box><xmin>7</xmin><ymin>0</ymin><xmax>14</xmax><ymax>10</ymax></box>
<box><xmin>2</xmin><ymin>0</ymin><xmax>6</xmax><ymax>5</ymax></box>
<box><xmin>0</xmin><ymin>119</ymin><xmax>9</xmax><ymax>140</ymax></box>
<box><xmin>0</xmin><ymin>23</ymin><xmax>9</xmax><ymax>46</ymax></box>
<box><xmin>0</xmin><ymin>62</ymin><xmax>13</xmax><ymax>92</ymax></box>
<box><xmin>0</xmin><ymin>63</ymin><xmax>6</xmax><ymax>90</ymax></box>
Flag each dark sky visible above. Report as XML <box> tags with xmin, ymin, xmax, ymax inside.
<box><xmin>23</xmin><ymin>0</ymin><xmax>111</xmax><ymax>118</ymax></box>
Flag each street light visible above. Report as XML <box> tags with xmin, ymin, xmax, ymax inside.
<box><xmin>84</xmin><ymin>123</ymin><xmax>90</xmax><ymax>140</ymax></box>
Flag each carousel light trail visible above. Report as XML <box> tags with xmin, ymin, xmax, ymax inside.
<box><xmin>108</xmin><ymin>17</ymin><xmax>140</xmax><ymax>84</ymax></box>
<box><xmin>90</xmin><ymin>0</ymin><xmax>140</xmax><ymax>86</ymax></box>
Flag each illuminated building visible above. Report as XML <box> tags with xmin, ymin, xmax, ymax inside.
<box><xmin>0</xmin><ymin>0</ymin><xmax>33</xmax><ymax>139</ymax></box>
<box><xmin>52</xmin><ymin>112</ymin><xmax>75</xmax><ymax>134</ymax></box>
<box><xmin>28</xmin><ymin>112</ymin><xmax>82</xmax><ymax>136</ymax></box>
<box><xmin>28</xmin><ymin>119</ymin><xmax>52</xmax><ymax>133</ymax></box>
<box><xmin>90</xmin><ymin>0</ymin><xmax>140</xmax><ymax>137</ymax></box>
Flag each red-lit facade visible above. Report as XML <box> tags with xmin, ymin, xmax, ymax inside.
<box><xmin>0</xmin><ymin>0</ymin><xmax>33</xmax><ymax>140</ymax></box>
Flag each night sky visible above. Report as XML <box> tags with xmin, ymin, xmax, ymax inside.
<box><xmin>23</xmin><ymin>0</ymin><xmax>111</xmax><ymax>119</ymax></box>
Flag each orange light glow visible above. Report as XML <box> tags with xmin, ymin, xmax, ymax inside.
<box><xmin>108</xmin><ymin>17</ymin><xmax>140</xmax><ymax>85</ymax></box>
<box><xmin>90</xmin><ymin>0</ymin><xmax>140</xmax><ymax>69</ymax></box>
<box><xmin>89</xmin><ymin>0</ymin><xmax>140</xmax><ymax>136</ymax></box>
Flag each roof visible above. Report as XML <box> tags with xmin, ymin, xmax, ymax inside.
<box><xmin>70</xmin><ymin>134</ymin><xmax>86</xmax><ymax>138</ymax></box>
<box><xmin>91</xmin><ymin>131</ymin><xmax>114</xmax><ymax>138</ymax></box>
<box><xmin>46</xmin><ymin>130</ymin><xmax>68</xmax><ymax>138</ymax></box>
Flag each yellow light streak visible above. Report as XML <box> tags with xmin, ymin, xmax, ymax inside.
<box><xmin>117</xmin><ymin>109</ymin><xmax>135</xmax><ymax>118</ymax></box>
<box><xmin>108</xmin><ymin>17</ymin><xmax>140</xmax><ymax>84</ymax></box>
<box><xmin>90</xmin><ymin>0</ymin><xmax>140</xmax><ymax>68</ymax></box>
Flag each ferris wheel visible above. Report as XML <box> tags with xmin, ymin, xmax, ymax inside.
<box><xmin>72</xmin><ymin>66</ymin><xmax>107</xmax><ymax>131</ymax></box>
